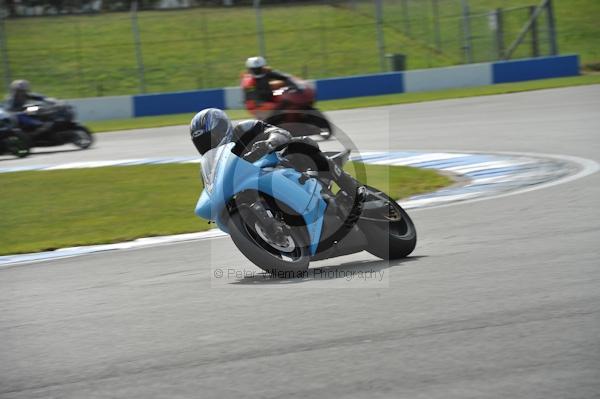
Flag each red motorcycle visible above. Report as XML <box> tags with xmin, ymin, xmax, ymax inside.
<box><xmin>241</xmin><ymin>74</ymin><xmax>333</xmax><ymax>140</ymax></box>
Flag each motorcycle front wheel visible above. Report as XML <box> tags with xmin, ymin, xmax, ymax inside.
<box><xmin>71</xmin><ymin>126</ymin><xmax>94</xmax><ymax>149</ymax></box>
<box><xmin>359</xmin><ymin>186</ymin><xmax>417</xmax><ymax>260</ymax></box>
<box><xmin>227</xmin><ymin>196</ymin><xmax>311</xmax><ymax>276</ymax></box>
<box><xmin>306</xmin><ymin>109</ymin><xmax>333</xmax><ymax>141</ymax></box>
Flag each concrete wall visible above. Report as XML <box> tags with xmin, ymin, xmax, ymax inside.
<box><xmin>67</xmin><ymin>95</ymin><xmax>133</xmax><ymax>122</ymax></box>
<box><xmin>223</xmin><ymin>86</ymin><xmax>245</xmax><ymax>110</ymax></box>
<box><xmin>70</xmin><ymin>55</ymin><xmax>579</xmax><ymax>121</ymax></box>
<box><xmin>403</xmin><ymin>63</ymin><xmax>492</xmax><ymax>92</ymax></box>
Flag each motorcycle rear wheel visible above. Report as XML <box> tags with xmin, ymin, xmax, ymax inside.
<box><xmin>227</xmin><ymin>196</ymin><xmax>311</xmax><ymax>276</ymax></box>
<box><xmin>4</xmin><ymin>131</ymin><xmax>31</xmax><ymax>158</ymax></box>
<box><xmin>359</xmin><ymin>186</ymin><xmax>417</xmax><ymax>260</ymax></box>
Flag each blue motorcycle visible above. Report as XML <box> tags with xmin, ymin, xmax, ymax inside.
<box><xmin>194</xmin><ymin>135</ymin><xmax>416</xmax><ymax>275</ymax></box>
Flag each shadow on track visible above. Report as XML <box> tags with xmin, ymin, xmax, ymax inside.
<box><xmin>230</xmin><ymin>256</ymin><xmax>424</xmax><ymax>286</ymax></box>
<box><xmin>0</xmin><ymin>147</ymin><xmax>89</xmax><ymax>162</ymax></box>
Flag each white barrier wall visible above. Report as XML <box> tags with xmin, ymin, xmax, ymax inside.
<box><xmin>403</xmin><ymin>63</ymin><xmax>493</xmax><ymax>92</ymax></box>
<box><xmin>223</xmin><ymin>86</ymin><xmax>245</xmax><ymax>109</ymax></box>
<box><xmin>67</xmin><ymin>95</ymin><xmax>133</xmax><ymax>121</ymax></box>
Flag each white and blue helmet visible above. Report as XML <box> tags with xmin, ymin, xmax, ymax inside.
<box><xmin>190</xmin><ymin>108</ymin><xmax>233</xmax><ymax>155</ymax></box>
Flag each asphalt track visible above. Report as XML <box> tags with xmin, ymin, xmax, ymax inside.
<box><xmin>1</xmin><ymin>85</ymin><xmax>599</xmax><ymax>398</ymax></box>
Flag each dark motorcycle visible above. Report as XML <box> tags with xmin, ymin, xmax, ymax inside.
<box><xmin>0</xmin><ymin>109</ymin><xmax>30</xmax><ymax>158</ymax></box>
<box><xmin>18</xmin><ymin>100</ymin><xmax>94</xmax><ymax>150</ymax></box>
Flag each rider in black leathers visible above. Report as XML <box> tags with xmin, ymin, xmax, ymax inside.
<box><xmin>190</xmin><ymin>108</ymin><xmax>360</xmax><ymax>197</ymax></box>
<box><xmin>5</xmin><ymin>80</ymin><xmax>46</xmax><ymax>112</ymax></box>
<box><xmin>5</xmin><ymin>80</ymin><xmax>50</xmax><ymax>136</ymax></box>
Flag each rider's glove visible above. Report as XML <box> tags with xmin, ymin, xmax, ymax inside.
<box><xmin>244</xmin><ymin>140</ymin><xmax>274</xmax><ymax>162</ymax></box>
<box><xmin>252</xmin><ymin>139</ymin><xmax>274</xmax><ymax>153</ymax></box>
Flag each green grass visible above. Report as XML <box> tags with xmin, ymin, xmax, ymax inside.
<box><xmin>3</xmin><ymin>0</ymin><xmax>598</xmax><ymax>98</ymax></box>
<box><xmin>3</xmin><ymin>4</ymin><xmax>451</xmax><ymax>98</ymax></box>
<box><xmin>0</xmin><ymin>163</ymin><xmax>451</xmax><ymax>255</ymax></box>
<box><xmin>377</xmin><ymin>0</ymin><xmax>600</xmax><ymax>67</ymax></box>
<box><xmin>554</xmin><ymin>0</ymin><xmax>600</xmax><ymax>70</ymax></box>
<box><xmin>88</xmin><ymin>74</ymin><xmax>600</xmax><ymax>133</ymax></box>
<box><xmin>467</xmin><ymin>0</ymin><xmax>600</xmax><ymax>69</ymax></box>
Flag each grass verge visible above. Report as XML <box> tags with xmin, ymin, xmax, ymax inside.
<box><xmin>5</xmin><ymin>0</ymin><xmax>599</xmax><ymax>97</ymax></box>
<box><xmin>3</xmin><ymin>4</ymin><xmax>455</xmax><ymax>98</ymax></box>
<box><xmin>87</xmin><ymin>74</ymin><xmax>600</xmax><ymax>133</ymax></box>
<box><xmin>0</xmin><ymin>163</ymin><xmax>451</xmax><ymax>256</ymax></box>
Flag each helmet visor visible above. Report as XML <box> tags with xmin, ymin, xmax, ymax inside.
<box><xmin>191</xmin><ymin>113</ymin><xmax>233</xmax><ymax>155</ymax></box>
<box><xmin>250</xmin><ymin>67</ymin><xmax>265</xmax><ymax>77</ymax></box>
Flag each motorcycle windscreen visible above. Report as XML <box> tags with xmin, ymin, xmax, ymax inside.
<box><xmin>200</xmin><ymin>142</ymin><xmax>234</xmax><ymax>194</ymax></box>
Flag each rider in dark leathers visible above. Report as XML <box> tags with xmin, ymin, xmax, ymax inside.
<box><xmin>6</xmin><ymin>80</ymin><xmax>46</xmax><ymax>112</ymax></box>
<box><xmin>190</xmin><ymin>108</ymin><xmax>361</xmax><ymax>200</ymax></box>
<box><xmin>5</xmin><ymin>80</ymin><xmax>50</xmax><ymax>136</ymax></box>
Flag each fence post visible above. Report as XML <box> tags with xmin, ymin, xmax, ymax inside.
<box><xmin>431</xmin><ymin>0</ymin><xmax>441</xmax><ymax>51</ymax></box>
<box><xmin>319</xmin><ymin>0</ymin><xmax>329</xmax><ymax>77</ymax></box>
<box><xmin>401</xmin><ymin>0</ymin><xmax>411</xmax><ymax>36</ymax></box>
<box><xmin>130</xmin><ymin>1</ymin><xmax>146</xmax><ymax>94</ymax></box>
<box><xmin>375</xmin><ymin>0</ymin><xmax>386</xmax><ymax>71</ymax></box>
<box><xmin>75</xmin><ymin>19</ymin><xmax>84</xmax><ymax>97</ymax></box>
<box><xmin>0</xmin><ymin>15</ymin><xmax>11</xmax><ymax>92</ymax></box>
<box><xmin>504</xmin><ymin>0</ymin><xmax>547</xmax><ymax>60</ymax></box>
<box><xmin>459</xmin><ymin>0</ymin><xmax>473</xmax><ymax>63</ymax></box>
<box><xmin>200</xmin><ymin>6</ymin><xmax>210</xmax><ymax>89</ymax></box>
<box><xmin>493</xmin><ymin>8</ymin><xmax>504</xmax><ymax>60</ymax></box>
<box><xmin>529</xmin><ymin>5</ymin><xmax>539</xmax><ymax>57</ymax></box>
<box><xmin>545</xmin><ymin>0</ymin><xmax>558</xmax><ymax>55</ymax></box>
<box><xmin>253</xmin><ymin>0</ymin><xmax>266</xmax><ymax>58</ymax></box>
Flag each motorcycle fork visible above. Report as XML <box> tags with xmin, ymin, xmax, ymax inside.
<box><xmin>236</xmin><ymin>195</ymin><xmax>290</xmax><ymax>246</ymax></box>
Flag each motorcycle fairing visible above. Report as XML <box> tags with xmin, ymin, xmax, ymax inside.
<box><xmin>195</xmin><ymin>148</ymin><xmax>326</xmax><ymax>255</ymax></box>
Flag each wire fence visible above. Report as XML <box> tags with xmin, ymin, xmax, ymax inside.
<box><xmin>0</xmin><ymin>0</ymin><xmax>558</xmax><ymax>99</ymax></box>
